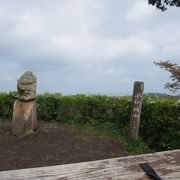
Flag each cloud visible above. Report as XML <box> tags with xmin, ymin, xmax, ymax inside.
<box><xmin>0</xmin><ymin>0</ymin><xmax>179</xmax><ymax>95</ymax></box>
<box><xmin>0</xmin><ymin>0</ymin><xmax>154</xmax><ymax>67</ymax></box>
<box><xmin>126</xmin><ymin>0</ymin><xmax>155</xmax><ymax>22</ymax></box>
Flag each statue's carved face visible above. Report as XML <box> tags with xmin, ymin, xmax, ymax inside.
<box><xmin>17</xmin><ymin>72</ymin><xmax>37</xmax><ymax>101</ymax></box>
<box><xmin>17</xmin><ymin>83</ymin><xmax>36</xmax><ymax>101</ymax></box>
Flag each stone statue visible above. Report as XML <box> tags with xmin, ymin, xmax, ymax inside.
<box><xmin>12</xmin><ymin>71</ymin><xmax>37</xmax><ymax>137</ymax></box>
<box><xmin>17</xmin><ymin>71</ymin><xmax>37</xmax><ymax>101</ymax></box>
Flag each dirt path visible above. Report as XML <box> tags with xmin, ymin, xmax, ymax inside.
<box><xmin>0</xmin><ymin>122</ymin><xmax>124</xmax><ymax>171</ymax></box>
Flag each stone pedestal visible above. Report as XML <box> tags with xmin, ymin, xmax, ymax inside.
<box><xmin>12</xmin><ymin>100</ymin><xmax>37</xmax><ymax>137</ymax></box>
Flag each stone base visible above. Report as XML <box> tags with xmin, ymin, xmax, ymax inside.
<box><xmin>12</xmin><ymin>100</ymin><xmax>37</xmax><ymax>137</ymax></box>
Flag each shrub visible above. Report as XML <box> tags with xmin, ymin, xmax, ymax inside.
<box><xmin>140</xmin><ymin>96</ymin><xmax>180</xmax><ymax>150</ymax></box>
<box><xmin>0</xmin><ymin>91</ymin><xmax>17</xmax><ymax>121</ymax></box>
<box><xmin>37</xmin><ymin>94</ymin><xmax>131</xmax><ymax>132</ymax></box>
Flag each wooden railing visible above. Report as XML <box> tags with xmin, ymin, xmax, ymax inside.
<box><xmin>0</xmin><ymin>149</ymin><xmax>179</xmax><ymax>180</ymax></box>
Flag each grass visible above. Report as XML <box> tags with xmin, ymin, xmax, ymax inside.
<box><xmin>124</xmin><ymin>138</ymin><xmax>151</xmax><ymax>155</ymax></box>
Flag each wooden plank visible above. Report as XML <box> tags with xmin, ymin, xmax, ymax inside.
<box><xmin>0</xmin><ymin>150</ymin><xmax>179</xmax><ymax>180</ymax></box>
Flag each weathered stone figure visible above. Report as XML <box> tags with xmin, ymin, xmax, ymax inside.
<box><xmin>12</xmin><ymin>71</ymin><xmax>37</xmax><ymax>137</ymax></box>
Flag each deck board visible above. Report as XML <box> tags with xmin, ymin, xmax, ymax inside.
<box><xmin>0</xmin><ymin>149</ymin><xmax>179</xmax><ymax>180</ymax></box>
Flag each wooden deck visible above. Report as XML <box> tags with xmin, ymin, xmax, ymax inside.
<box><xmin>0</xmin><ymin>149</ymin><xmax>179</xmax><ymax>180</ymax></box>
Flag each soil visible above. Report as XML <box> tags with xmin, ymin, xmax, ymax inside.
<box><xmin>0</xmin><ymin>122</ymin><xmax>124</xmax><ymax>171</ymax></box>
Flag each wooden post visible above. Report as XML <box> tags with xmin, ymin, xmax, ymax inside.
<box><xmin>129</xmin><ymin>81</ymin><xmax>144</xmax><ymax>140</ymax></box>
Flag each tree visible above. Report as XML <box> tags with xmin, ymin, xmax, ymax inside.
<box><xmin>148</xmin><ymin>0</ymin><xmax>180</xmax><ymax>11</ymax></box>
<box><xmin>154</xmin><ymin>61</ymin><xmax>180</xmax><ymax>93</ymax></box>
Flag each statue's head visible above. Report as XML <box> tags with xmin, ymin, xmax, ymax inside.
<box><xmin>17</xmin><ymin>71</ymin><xmax>37</xmax><ymax>101</ymax></box>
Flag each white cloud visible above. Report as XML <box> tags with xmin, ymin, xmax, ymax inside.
<box><xmin>126</xmin><ymin>0</ymin><xmax>155</xmax><ymax>21</ymax></box>
<box><xmin>0</xmin><ymin>0</ymin><xmax>179</xmax><ymax>95</ymax></box>
<box><xmin>134</xmin><ymin>22</ymin><xmax>180</xmax><ymax>62</ymax></box>
<box><xmin>13</xmin><ymin>13</ymin><xmax>43</xmax><ymax>39</ymax></box>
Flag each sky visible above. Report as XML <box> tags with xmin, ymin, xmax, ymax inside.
<box><xmin>0</xmin><ymin>0</ymin><xmax>180</xmax><ymax>96</ymax></box>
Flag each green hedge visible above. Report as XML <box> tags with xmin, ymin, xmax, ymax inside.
<box><xmin>140</xmin><ymin>96</ymin><xmax>180</xmax><ymax>151</ymax></box>
<box><xmin>37</xmin><ymin>93</ymin><xmax>131</xmax><ymax>134</ymax></box>
<box><xmin>0</xmin><ymin>92</ymin><xmax>179</xmax><ymax>151</ymax></box>
<box><xmin>0</xmin><ymin>92</ymin><xmax>17</xmax><ymax>121</ymax></box>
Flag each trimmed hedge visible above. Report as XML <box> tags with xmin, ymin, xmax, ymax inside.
<box><xmin>0</xmin><ymin>92</ymin><xmax>17</xmax><ymax>121</ymax></box>
<box><xmin>0</xmin><ymin>92</ymin><xmax>179</xmax><ymax>151</ymax></box>
<box><xmin>37</xmin><ymin>93</ymin><xmax>131</xmax><ymax>135</ymax></box>
<box><xmin>140</xmin><ymin>96</ymin><xmax>180</xmax><ymax>151</ymax></box>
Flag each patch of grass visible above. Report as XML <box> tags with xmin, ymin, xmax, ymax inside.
<box><xmin>69</xmin><ymin>121</ymin><xmax>125</xmax><ymax>140</ymax></box>
<box><xmin>124</xmin><ymin>138</ymin><xmax>151</xmax><ymax>155</ymax></box>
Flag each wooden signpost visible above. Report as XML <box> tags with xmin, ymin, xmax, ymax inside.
<box><xmin>129</xmin><ymin>81</ymin><xmax>144</xmax><ymax>139</ymax></box>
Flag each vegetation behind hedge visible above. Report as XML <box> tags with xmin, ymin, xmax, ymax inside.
<box><xmin>0</xmin><ymin>92</ymin><xmax>179</xmax><ymax>151</ymax></box>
